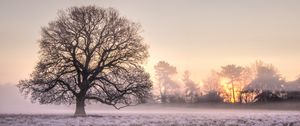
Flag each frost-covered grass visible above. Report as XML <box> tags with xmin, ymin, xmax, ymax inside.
<box><xmin>1</xmin><ymin>109</ymin><xmax>300</xmax><ymax>126</ymax></box>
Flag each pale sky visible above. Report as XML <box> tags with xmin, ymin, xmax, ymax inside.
<box><xmin>1</xmin><ymin>0</ymin><xmax>300</xmax><ymax>84</ymax></box>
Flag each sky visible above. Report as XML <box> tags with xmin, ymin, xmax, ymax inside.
<box><xmin>1</xmin><ymin>0</ymin><xmax>300</xmax><ymax>85</ymax></box>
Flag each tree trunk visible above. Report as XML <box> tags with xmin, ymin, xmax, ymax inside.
<box><xmin>239</xmin><ymin>92</ymin><xmax>243</xmax><ymax>104</ymax></box>
<box><xmin>231</xmin><ymin>82</ymin><xmax>236</xmax><ymax>103</ymax></box>
<box><xmin>74</xmin><ymin>96</ymin><xmax>86</xmax><ymax>116</ymax></box>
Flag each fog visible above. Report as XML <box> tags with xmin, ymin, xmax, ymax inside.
<box><xmin>0</xmin><ymin>84</ymin><xmax>73</xmax><ymax>114</ymax></box>
<box><xmin>0</xmin><ymin>84</ymin><xmax>136</xmax><ymax>114</ymax></box>
<box><xmin>1</xmin><ymin>84</ymin><xmax>299</xmax><ymax>115</ymax></box>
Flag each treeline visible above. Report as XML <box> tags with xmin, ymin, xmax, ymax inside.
<box><xmin>147</xmin><ymin>60</ymin><xmax>300</xmax><ymax>104</ymax></box>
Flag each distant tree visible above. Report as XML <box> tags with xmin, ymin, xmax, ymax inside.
<box><xmin>238</xmin><ymin>66</ymin><xmax>254</xmax><ymax>103</ymax></box>
<box><xmin>182</xmin><ymin>71</ymin><xmax>200</xmax><ymax>103</ymax></box>
<box><xmin>202</xmin><ymin>70</ymin><xmax>224</xmax><ymax>103</ymax></box>
<box><xmin>253</xmin><ymin>91</ymin><xmax>283</xmax><ymax>103</ymax></box>
<box><xmin>198</xmin><ymin>91</ymin><xmax>223</xmax><ymax>103</ymax></box>
<box><xmin>154</xmin><ymin>61</ymin><xmax>179</xmax><ymax>103</ymax></box>
<box><xmin>202</xmin><ymin>70</ymin><xmax>221</xmax><ymax>93</ymax></box>
<box><xmin>245</xmin><ymin>63</ymin><xmax>284</xmax><ymax>92</ymax></box>
<box><xmin>219</xmin><ymin>64</ymin><xmax>244</xmax><ymax>103</ymax></box>
<box><xmin>244</xmin><ymin>62</ymin><xmax>285</xmax><ymax>102</ymax></box>
<box><xmin>285</xmin><ymin>77</ymin><xmax>300</xmax><ymax>91</ymax></box>
<box><xmin>18</xmin><ymin>6</ymin><xmax>152</xmax><ymax>116</ymax></box>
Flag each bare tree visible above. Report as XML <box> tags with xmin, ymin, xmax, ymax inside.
<box><xmin>154</xmin><ymin>61</ymin><xmax>179</xmax><ymax>103</ymax></box>
<box><xmin>202</xmin><ymin>70</ymin><xmax>221</xmax><ymax>93</ymax></box>
<box><xmin>244</xmin><ymin>62</ymin><xmax>284</xmax><ymax>92</ymax></box>
<box><xmin>237</xmin><ymin>66</ymin><xmax>254</xmax><ymax>103</ymax></box>
<box><xmin>17</xmin><ymin>6</ymin><xmax>152</xmax><ymax>116</ymax></box>
<box><xmin>241</xmin><ymin>61</ymin><xmax>287</xmax><ymax>103</ymax></box>
<box><xmin>182</xmin><ymin>71</ymin><xmax>200</xmax><ymax>103</ymax></box>
<box><xmin>202</xmin><ymin>70</ymin><xmax>223</xmax><ymax>102</ymax></box>
<box><xmin>219</xmin><ymin>64</ymin><xmax>244</xmax><ymax>103</ymax></box>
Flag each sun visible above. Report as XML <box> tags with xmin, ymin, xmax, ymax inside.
<box><xmin>219</xmin><ymin>77</ymin><xmax>241</xmax><ymax>103</ymax></box>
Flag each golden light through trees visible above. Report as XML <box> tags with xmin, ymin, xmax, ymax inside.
<box><xmin>219</xmin><ymin>77</ymin><xmax>243</xmax><ymax>103</ymax></box>
<box><xmin>152</xmin><ymin>60</ymin><xmax>300</xmax><ymax>104</ymax></box>
<box><xmin>219</xmin><ymin>77</ymin><xmax>233</xmax><ymax>103</ymax></box>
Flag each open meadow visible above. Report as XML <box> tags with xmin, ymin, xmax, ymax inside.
<box><xmin>1</xmin><ymin>108</ymin><xmax>300</xmax><ymax>126</ymax></box>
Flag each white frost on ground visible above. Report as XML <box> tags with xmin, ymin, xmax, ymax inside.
<box><xmin>1</xmin><ymin>109</ymin><xmax>300</xmax><ymax>126</ymax></box>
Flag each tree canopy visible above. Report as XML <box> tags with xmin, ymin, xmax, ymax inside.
<box><xmin>18</xmin><ymin>6</ymin><xmax>152</xmax><ymax>116</ymax></box>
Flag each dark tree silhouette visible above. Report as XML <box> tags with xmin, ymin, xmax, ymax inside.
<box><xmin>18</xmin><ymin>6</ymin><xmax>152</xmax><ymax>116</ymax></box>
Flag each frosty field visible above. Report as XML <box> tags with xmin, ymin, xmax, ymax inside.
<box><xmin>1</xmin><ymin>109</ymin><xmax>300</xmax><ymax>126</ymax></box>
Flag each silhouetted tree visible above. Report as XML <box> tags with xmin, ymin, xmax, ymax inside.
<box><xmin>18</xmin><ymin>6</ymin><xmax>152</xmax><ymax>116</ymax></box>
<box><xmin>182</xmin><ymin>71</ymin><xmax>200</xmax><ymax>103</ymax></box>
<box><xmin>238</xmin><ymin>66</ymin><xmax>254</xmax><ymax>103</ymax></box>
<box><xmin>285</xmin><ymin>77</ymin><xmax>300</xmax><ymax>91</ymax></box>
<box><xmin>219</xmin><ymin>64</ymin><xmax>244</xmax><ymax>103</ymax></box>
<box><xmin>154</xmin><ymin>61</ymin><xmax>179</xmax><ymax>103</ymax></box>
<box><xmin>202</xmin><ymin>70</ymin><xmax>223</xmax><ymax>103</ymax></box>
<box><xmin>245</xmin><ymin>63</ymin><xmax>284</xmax><ymax>92</ymax></box>
<box><xmin>253</xmin><ymin>91</ymin><xmax>283</xmax><ymax>103</ymax></box>
<box><xmin>244</xmin><ymin>62</ymin><xmax>285</xmax><ymax>103</ymax></box>
<box><xmin>198</xmin><ymin>91</ymin><xmax>223</xmax><ymax>103</ymax></box>
<box><xmin>284</xmin><ymin>77</ymin><xmax>300</xmax><ymax>101</ymax></box>
<box><xmin>202</xmin><ymin>70</ymin><xmax>221</xmax><ymax>93</ymax></box>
